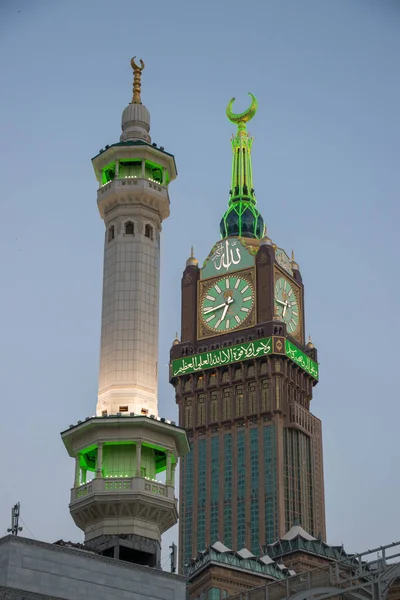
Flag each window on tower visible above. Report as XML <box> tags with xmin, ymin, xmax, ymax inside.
<box><xmin>248</xmin><ymin>383</ymin><xmax>256</xmax><ymax>414</ymax></box>
<box><xmin>210</xmin><ymin>392</ymin><xmax>218</xmax><ymax>423</ymax></box>
<box><xmin>197</xmin><ymin>394</ymin><xmax>205</xmax><ymax>426</ymax></box>
<box><xmin>184</xmin><ymin>399</ymin><xmax>193</xmax><ymax>429</ymax></box>
<box><xmin>125</xmin><ymin>221</ymin><xmax>134</xmax><ymax>235</ymax></box>
<box><xmin>222</xmin><ymin>389</ymin><xmax>231</xmax><ymax>420</ymax></box>
<box><xmin>236</xmin><ymin>386</ymin><xmax>244</xmax><ymax>417</ymax></box>
<box><xmin>261</xmin><ymin>379</ymin><xmax>271</xmax><ymax>412</ymax></box>
<box><xmin>145</xmin><ymin>224</ymin><xmax>153</xmax><ymax>240</ymax></box>
<box><xmin>108</xmin><ymin>225</ymin><xmax>115</xmax><ymax>242</ymax></box>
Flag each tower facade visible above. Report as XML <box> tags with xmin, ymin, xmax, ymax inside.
<box><xmin>62</xmin><ymin>58</ymin><xmax>188</xmax><ymax>568</ymax></box>
<box><xmin>170</xmin><ymin>95</ymin><xmax>325</xmax><ymax>569</ymax></box>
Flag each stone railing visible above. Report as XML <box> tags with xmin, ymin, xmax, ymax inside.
<box><xmin>70</xmin><ymin>476</ymin><xmax>173</xmax><ymax>504</ymax></box>
<box><xmin>98</xmin><ymin>178</ymin><xmax>166</xmax><ymax>197</ymax></box>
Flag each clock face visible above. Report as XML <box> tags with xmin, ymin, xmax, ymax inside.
<box><xmin>201</xmin><ymin>274</ymin><xmax>255</xmax><ymax>333</ymax></box>
<box><xmin>274</xmin><ymin>276</ymin><xmax>300</xmax><ymax>335</ymax></box>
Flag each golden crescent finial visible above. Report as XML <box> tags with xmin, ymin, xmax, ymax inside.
<box><xmin>130</xmin><ymin>56</ymin><xmax>145</xmax><ymax>104</ymax></box>
<box><xmin>226</xmin><ymin>93</ymin><xmax>258</xmax><ymax>126</ymax></box>
<box><xmin>131</xmin><ymin>56</ymin><xmax>145</xmax><ymax>72</ymax></box>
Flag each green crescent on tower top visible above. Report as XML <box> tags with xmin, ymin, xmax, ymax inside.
<box><xmin>220</xmin><ymin>93</ymin><xmax>265</xmax><ymax>240</ymax></box>
<box><xmin>226</xmin><ymin>92</ymin><xmax>258</xmax><ymax>127</ymax></box>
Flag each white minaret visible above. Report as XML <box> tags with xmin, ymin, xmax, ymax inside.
<box><xmin>62</xmin><ymin>58</ymin><xmax>188</xmax><ymax>567</ymax></box>
<box><xmin>93</xmin><ymin>57</ymin><xmax>176</xmax><ymax>418</ymax></box>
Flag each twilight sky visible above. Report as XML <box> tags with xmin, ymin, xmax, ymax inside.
<box><xmin>0</xmin><ymin>0</ymin><xmax>399</xmax><ymax>569</ymax></box>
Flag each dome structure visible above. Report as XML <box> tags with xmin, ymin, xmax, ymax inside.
<box><xmin>186</xmin><ymin>246</ymin><xmax>199</xmax><ymax>267</ymax></box>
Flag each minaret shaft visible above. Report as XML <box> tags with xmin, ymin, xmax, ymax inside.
<box><xmin>97</xmin><ymin>205</ymin><xmax>160</xmax><ymax>417</ymax></box>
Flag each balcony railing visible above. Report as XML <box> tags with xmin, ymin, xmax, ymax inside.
<box><xmin>98</xmin><ymin>177</ymin><xmax>167</xmax><ymax>197</ymax></box>
<box><xmin>70</xmin><ymin>476</ymin><xmax>173</xmax><ymax>504</ymax></box>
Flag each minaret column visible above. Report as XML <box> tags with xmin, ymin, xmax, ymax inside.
<box><xmin>96</xmin><ymin>443</ymin><xmax>103</xmax><ymax>478</ymax></box>
<box><xmin>94</xmin><ymin>57</ymin><xmax>177</xmax><ymax>419</ymax></box>
<box><xmin>136</xmin><ymin>442</ymin><xmax>142</xmax><ymax>477</ymax></box>
<box><xmin>74</xmin><ymin>455</ymin><xmax>81</xmax><ymax>488</ymax></box>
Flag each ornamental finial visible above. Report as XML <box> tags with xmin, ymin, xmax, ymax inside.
<box><xmin>291</xmin><ymin>250</ymin><xmax>295</xmax><ymax>261</ymax></box>
<box><xmin>226</xmin><ymin>93</ymin><xmax>258</xmax><ymax>130</ymax></box>
<box><xmin>190</xmin><ymin>245</ymin><xmax>194</xmax><ymax>258</ymax></box>
<box><xmin>130</xmin><ymin>56</ymin><xmax>145</xmax><ymax>104</ymax></box>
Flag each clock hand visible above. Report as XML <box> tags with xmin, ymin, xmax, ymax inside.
<box><xmin>221</xmin><ymin>304</ymin><xmax>229</xmax><ymax>321</ymax></box>
<box><xmin>204</xmin><ymin>302</ymin><xmax>228</xmax><ymax>314</ymax></box>
<box><xmin>276</xmin><ymin>299</ymin><xmax>288</xmax><ymax>307</ymax></box>
<box><xmin>204</xmin><ymin>297</ymin><xmax>233</xmax><ymax>315</ymax></box>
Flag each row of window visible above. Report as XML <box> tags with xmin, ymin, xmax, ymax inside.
<box><xmin>180</xmin><ymin>363</ymin><xmax>312</xmax><ymax>395</ymax></box>
<box><xmin>107</xmin><ymin>222</ymin><xmax>154</xmax><ymax>242</ymax></box>
<box><xmin>183</xmin><ymin>381</ymin><xmax>273</xmax><ymax>427</ymax></box>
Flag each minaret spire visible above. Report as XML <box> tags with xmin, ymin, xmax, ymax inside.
<box><xmin>130</xmin><ymin>56</ymin><xmax>145</xmax><ymax>104</ymax></box>
<box><xmin>220</xmin><ymin>93</ymin><xmax>265</xmax><ymax>239</ymax></box>
<box><xmin>121</xmin><ymin>56</ymin><xmax>151</xmax><ymax>143</ymax></box>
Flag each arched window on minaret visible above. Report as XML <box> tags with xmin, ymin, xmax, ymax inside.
<box><xmin>145</xmin><ymin>224</ymin><xmax>153</xmax><ymax>240</ymax></box>
<box><xmin>108</xmin><ymin>225</ymin><xmax>115</xmax><ymax>242</ymax></box>
<box><xmin>125</xmin><ymin>221</ymin><xmax>134</xmax><ymax>235</ymax></box>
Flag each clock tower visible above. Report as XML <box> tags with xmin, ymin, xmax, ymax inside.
<box><xmin>170</xmin><ymin>94</ymin><xmax>325</xmax><ymax>569</ymax></box>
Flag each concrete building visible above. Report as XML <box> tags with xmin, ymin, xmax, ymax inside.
<box><xmin>0</xmin><ymin>535</ymin><xmax>186</xmax><ymax>600</ymax></box>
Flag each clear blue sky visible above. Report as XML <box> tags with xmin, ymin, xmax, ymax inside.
<box><xmin>1</xmin><ymin>0</ymin><xmax>399</xmax><ymax>567</ymax></box>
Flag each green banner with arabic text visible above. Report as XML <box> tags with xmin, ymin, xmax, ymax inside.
<box><xmin>171</xmin><ymin>336</ymin><xmax>318</xmax><ymax>380</ymax></box>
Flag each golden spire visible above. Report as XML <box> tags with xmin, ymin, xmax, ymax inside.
<box><xmin>130</xmin><ymin>56</ymin><xmax>145</xmax><ymax>104</ymax></box>
<box><xmin>186</xmin><ymin>245</ymin><xmax>198</xmax><ymax>267</ymax></box>
<box><xmin>291</xmin><ymin>250</ymin><xmax>295</xmax><ymax>261</ymax></box>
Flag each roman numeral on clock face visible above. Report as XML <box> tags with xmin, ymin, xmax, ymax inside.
<box><xmin>234</xmin><ymin>315</ymin><xmax>241</xmax><ymax>323</ymax></box>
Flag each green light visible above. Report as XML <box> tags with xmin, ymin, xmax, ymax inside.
<box><xmin>285</xmin><ymin>340</ymin><xmax>319</xmax><ymax>379</ymax></box>
<box><xmin>101</xmin><ymin>161</ymin><xmax>116</xmax><ymax>184</ymax></box>
<box><xmin>172</xmin><ymin>337</ymin><xmax>273</xmax><ymax>376</ymax></box>
<box><xmin>171</xmin><ymin>336</ymin><xmax>318</xmax><ymax>380</ymax></box>
<box><xmin>220</xmin><ymin>94</ymin><xmax>266</xmax><ymax>239</ymax></box>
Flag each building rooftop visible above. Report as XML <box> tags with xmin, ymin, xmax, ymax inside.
<box><xmin>0</xmin><ymin>534</ymin><xmax>186</xmax><ymax>600</ymax></box>
<box><xmin>265</xmin><ymin>523</ymin><xmax>351</xmax><ymax>562</ymax></box>
<box><xmin>185</xmin><ymin>541</ymin><xmax>295</xmax><ymax>581</ymax></box>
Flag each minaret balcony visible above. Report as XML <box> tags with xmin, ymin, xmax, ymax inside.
<box><xmin>97</xmin><ymin>177</ymin><xmax>170</xmax><ymax>220</ymax></box>
<box><xmin>69</xmin><ymin>474</ymin><xmax>178</xmax><ymax>538</ymax></box>
<box><xmin>70</xmin><ymin>475</ymin><xmax>174</xmax><ymax>504</ymax></box>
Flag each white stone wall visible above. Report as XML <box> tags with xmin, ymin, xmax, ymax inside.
<box><xmin>97</xmin><ymin>205</ymin><xmax>161</xmax><ymax>418</ymax></box>
<box><xmin>0</xmin><ymin>536</ymin><xmax>186</xmax><ymax>600</ymax></box>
